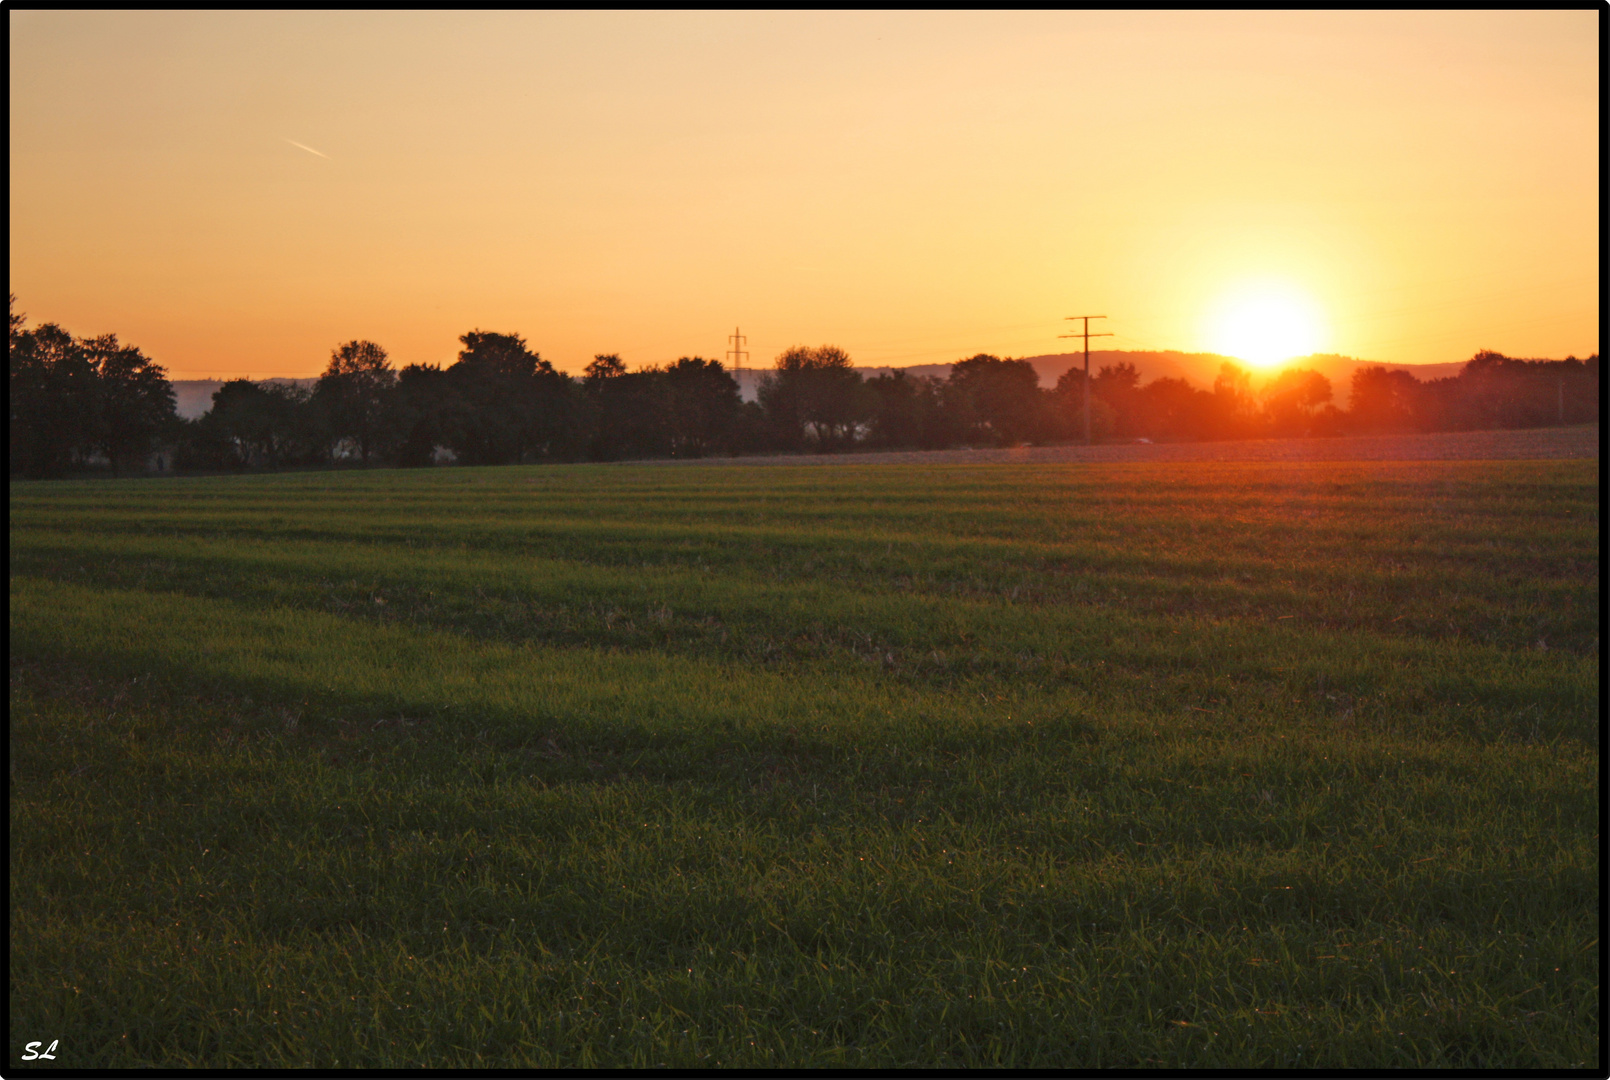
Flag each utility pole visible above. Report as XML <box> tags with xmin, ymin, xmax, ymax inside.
<box><xmin>726</xmin><ymin>326</ymin><xmax>749</xmax><ymax>398</ymax></box>
<box><xmin>1059</xmin><ymin>315</ymin><xmax>1111</xmax><ymax>445</ymax></box>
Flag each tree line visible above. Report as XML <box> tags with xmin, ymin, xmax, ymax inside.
<box><xmin>10</xmin><ymin>297</ymin><xmax>1599</xmax><ymax>478</ymax></box>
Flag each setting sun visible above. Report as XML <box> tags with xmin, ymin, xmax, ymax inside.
<box><xmin>1207</xmin><ymin>283</ymin><xmax>1326</xmax><ymax>368</ymax></box>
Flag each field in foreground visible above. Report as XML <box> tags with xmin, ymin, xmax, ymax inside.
<box><xmin>9</xmin><ymin>458</ymin><xmax>1600</xmax><ymax>1069</ymax></box>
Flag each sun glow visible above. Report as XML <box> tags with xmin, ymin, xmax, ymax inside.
<box><xmin>1207</xmin><ymin>283</ymin><xmax>1326</xmax><ymax>368</ymax></box>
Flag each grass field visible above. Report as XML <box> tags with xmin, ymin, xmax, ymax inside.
<box><xmin>9</xmin><ymin>458</ymin><xmax>1600</xmax><ymax>1068</ymax></box>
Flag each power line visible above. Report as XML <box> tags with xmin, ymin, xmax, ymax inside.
<box><xmin>1059</xmin><ymin>315</ymin><xmax>1112</xmax><ymax>445</ymax></box>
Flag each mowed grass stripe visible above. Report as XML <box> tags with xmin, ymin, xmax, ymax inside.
<box><xmin>11</xmin><ymin>577</ymin><xmax>968</xmax><ymax>745</ymax></box>
<box><xmin>13</xmin><ymin>504</ymin><xmax>1598</xmax><ymax>592</ymax></box>
<box><xmin>10</xmin><ymin>460</ymin><xmax>1597</xmax><ymax>548</ymax></box>
<box><xmin>11</xmin><ymin>522</ymin><xmax>1597</xmax><ymax>665</ymax></box>
<box><xmin>9</xmin><ymin>562</ymin><xmax>1593</xmax><ymax>743</ymax></box>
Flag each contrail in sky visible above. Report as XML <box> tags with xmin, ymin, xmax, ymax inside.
<box><xmin>284</xmin><ymin>138</ymin><xmax>329</xmax><ymax>159</ymax></box>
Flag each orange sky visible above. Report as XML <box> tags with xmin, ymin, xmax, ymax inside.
<box><xmin>9</xmin><ymin>11</ymin><xmax>1599</xmax><ymax>379</ymax></box>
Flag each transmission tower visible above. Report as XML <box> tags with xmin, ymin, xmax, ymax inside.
<box><xmin>726</xmin><ymin>326</ymin><xmax>749</xmax><ymax>396</ymax></box>
<box><xmin>726</xmin><ymin>326</ymin><xmax>748</xmax><ymax>372</ymax></box>
<box><xmin>1059</xmin><ymin>315</ymin><xmax>1111</xmax><ymax>445</ymax></box>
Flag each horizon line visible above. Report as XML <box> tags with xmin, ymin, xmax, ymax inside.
<box><xmin>161</xmin><ymin>351</ymin><xmax>1519</xmax><ymax>382</ymax></box>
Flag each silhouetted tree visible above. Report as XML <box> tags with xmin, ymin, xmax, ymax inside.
<box><xmin>1348</xmin><ymin>366</ymin><xmax>1420</xmax><ymax>432</ymax></box>
<box><xmin>1261</xmin><ymin>368</ymin><xmax>1332</xmax><ymax>436</ymax></box>
<box><xmin>1564</xmin><ymin>355</ymin><xmax>1601</xmax><ymax>425</ymax></box>
<box><xmin>316</xmin><ymin>339</ymin><xmax>396</xmax><ymax>463</ymax></box>
<box><xmin>1134</xmin><ymin>376</ymin><xmax>1209</xmax><ymax>441</ymax></box>
<box><xmin>78</xmin><ymin>334</ymin><xmax>178</xmax><ymax>475</ymax></box>
<box><xmin>584</xmin><ymin>354</ymin><xmax>627</xmax><ymax>381</ymax></box>
<box><xmin>186</xmin><ymin>379</ymin><xmax>314</xmax><ymax>468</ymax></box>
<box><xmin>1093</xmin><ymin>362</ymin><xmax>1143</xmax><ymax>438</ymax></box>
<box><xmin>583</xmin><ymin>354</ymin><xmax>665</xmax><ymax>460</ymax></box>
<box><xmin>1437</xmin><ymin>350</ymin><xmax>1600</xmax><ymax>430</ymax></box>
<box><xmin>947</xmin><ymin>354</ymin><xmax>1050</xmax><ymax>445</ymax></box>
<box><xmin>11</xmin><ymin>299</ymin><xmax>183</xmax><ymax>477</ymax></box>
<box><xmin>1051</xmin><ymin>365</ymin><xmax>1115</xmax><ymax>442</ymax></box>
<box><xmin>1208</xmin><ymin>362</ymin><xmax>1258</xmax><ymax>439</ymax></box>
<box><xmin>759</xmin><ymin>345</ymin><xmax>868</xmax><ymax>451</ymax></box>
<box><xmin>729</xmin><ymin>399</ymin><xmax>777</xmax><ymax>455</ymax></box>
<box><xmin>10</xmin><ymin>307</ymin><xmax>111</xmax><ymax>477</ymax></box>
<box><xmin>391</xmin><ymin>363</ymin><xmax>455</xmax><ymax>466</ymax></box>
<box><xmin>661</xmin><ymin>357</ymin><xmax>741</xmax><ymax>457</ymax></box>
<box><xmin>443</xmin><ymin>331</ymin><xmax>577</xmax><ymax>464</ymax></box>
<box><xmin>865</xmin><ymin>370</ymin><xmax>951</xmax><ymax>449</ymax></box>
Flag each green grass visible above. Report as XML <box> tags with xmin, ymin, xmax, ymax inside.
<box><xmin>9</xmin><ymin>459</ymin><xmax>1599</xmax><ymax>1068</ymax></box>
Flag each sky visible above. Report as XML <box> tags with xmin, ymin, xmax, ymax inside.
<box><xmin>9</xmin><ymin>11</ymin><xmax>1600</xmax><ymax>379</ymax></box>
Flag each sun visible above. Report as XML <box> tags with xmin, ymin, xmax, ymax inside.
<box><xmin>1206</xmin><ymin>283</ymin><xmax>1325</xmax><ymax>368</ymax></box>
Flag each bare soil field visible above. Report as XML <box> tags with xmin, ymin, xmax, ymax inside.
<box><xmin>661</xmin><ymin>424</ymin><xmax>1600</xmax><ymax>467</ymax></box>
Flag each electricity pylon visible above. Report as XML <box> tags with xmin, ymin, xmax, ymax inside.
<box><xmin>726</xmin><ymin>327</ymin><xmax>749</xmax><ymax>401</ymax></box>
<box><xmin>1060</xmin><ymin>315</ymin><xmax>1112</xmax><ymax>445</ymax></box>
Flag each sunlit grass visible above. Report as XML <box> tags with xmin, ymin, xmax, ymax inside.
<box><xmin>9</xmin><ymin>460</ymin><xmax>1599</xmax><ymax>1068</ymax></box>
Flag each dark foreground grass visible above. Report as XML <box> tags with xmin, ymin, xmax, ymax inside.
<box><xmin>9</xmin><ymin>460</ymin><xmax>1599</xmax><ymax>1068</ymax></box>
